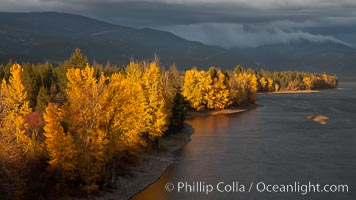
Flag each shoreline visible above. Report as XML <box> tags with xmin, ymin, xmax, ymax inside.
<box><xmin>258</xmin><ymin>90</ymin><xmax>320</xmax><ymax>95</ymax></box>
<box><xmin>186</xmin><ymin>103</ymin><xmax>261</xmax><ymax>119</ymax></box>
<box><xmin>95</xmin><ymin>104</ymin><xmax>259</xmax><ymax>200</ymax></box>
<box><xmin>95</xmin><ymin>124</ymin><xmax>194</xmax><ymax>200</ymax></box>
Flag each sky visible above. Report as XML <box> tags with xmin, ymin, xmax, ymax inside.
<box><xmin>1</xmin><ymin>0</ymin><xmax>356</xmax><ymax>48</ymax></box>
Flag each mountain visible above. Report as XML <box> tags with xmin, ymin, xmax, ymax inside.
<box><xmin>234</xmin><ymin>40</ymin><xmax>356</xmax><ymax>76</ymax></box>
<box><xmin>0</xmin><ymin>12</ymin><xmax>253</xmax><ymax>70</ymax></box>
<box><xmin>0</xmin><ymin>12</ymin><xmax>356</xmax><ymax>76</ymax></box>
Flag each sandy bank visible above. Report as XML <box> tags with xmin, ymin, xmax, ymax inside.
<box><xmin>92</xmin><ymin>124</ymin><xmax>194</xmax><ymax>200</ymax></box>
<box><xmin>259</xmin><ymin>90</ymin><xmax>320</xmax><ymax>95</ymax></box>
<box><xmin>186</xmin><ymin>104</ymin><xmax>261</xmax><ymax>119</ymax></box>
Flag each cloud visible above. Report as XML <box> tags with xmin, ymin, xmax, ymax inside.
<box><xmin>2</xmin><ymin>0</ymin><xmax>356</xmax><ymax>25</ymax></box>
<box><xmin>158</xmin><ymin>22</ymin><xmax>348</xmax><ymax>48</ymax></box>
<box><xmin>1</xmin><ymin>0</ymin><xmax>356</xmax><ymax>47</ymax></box>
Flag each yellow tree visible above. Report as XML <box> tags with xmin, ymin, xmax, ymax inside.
<box><xmin>43</xmin><ymin>103</ymin><xmax>77</xmax><ymax>179</ymax></box>
<box><xmin>235</xmin><ymin>72</ymin><xmax>249</xmax><ymax>105</ymax></box>
<box><xmin>249</xmin><ymin>74</ymin><xmax>258</xmax><ymax>103</ymax></box>
<box><xmin>142</xmin><ymin>61</ymin><xmax>168</xmax><ymax>142</ymax></box>
<box><xmin>0</xmin><ymin>64</ymin><xmax>32</xmax><ymax>199</ymax></box>
<box><xmin>99</xmin><ymin>67</ymin><xmax>147</xmax><ymax>185</ymax></box>
<box><xmin>183</xmin><ymin>69</ymin><xmax>211</xmax><ymax>111</ymax></box>
<box><xmin>259</xmin><ymin>77</ymin><xmax>267</xmax><ymax>91</ymax></box>
<box><xmin>65</xmin><ymin>65</ymin><xmax>109</xmax><ymax>192</ymax></box>
<box><xmin>267</xmin><ymin>77</ymin><xmax>274</xmax><ymax>92</ymax></box>
<box><xmin>206</xmin><ymin>69</ymin><xmax>230</xmax><ymax>110</ymax></box>
<box><xmin>104</xmin><ymin>72</ymin><xmax>147</xmax><ymax>149</ymax></box>
<box><xmin>274</xmin><ymin>83</ymin><xmax>280</xmax><ymax>91</ymax></box>
<box><xmin>0</xmin><ymin>64</ymin><xmax>32</xmax><ymax>154</ymax></box>
<box><xmin>303</xmin><ymin>77</ymin><xmax>313</xmax><ymax>90</ymax></box>
<box><xmin>45</xmin><ymin>63</ymin><xmax>151</xmax><ymax>190</ymax></box>
<box><xmin>56</xmin><ymin>48</ymin><xmax>88</xmax><ymax>97</ymax></box>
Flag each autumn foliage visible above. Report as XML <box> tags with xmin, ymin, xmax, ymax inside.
<box><xmin>0</xmin><ymin>49</ymin><xmax>337</xmax><ymax>198</ymax></box>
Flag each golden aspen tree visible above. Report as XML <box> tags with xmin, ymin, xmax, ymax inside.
<box><xmin>65</xmin><ymin>65</ymin><xmax>109</xmax><ymax>192</ymax></box>
<box><xmin>125</xmin><ymin>61</ymin><xmax>143</xmax><ymax>82</ymax></box>
<box><xmin>216</xmin><ymin>70</ymin><xmax>231</xmax><ymax>108</ymax></box>
<box><xmin>267</xmin><ymin>77</ymin><xmax>274</xmax><ymax>92</ymax></box>
<box><xmin>142</xmin><ymin>61</ymin><xmax>168</xmax><ymax>141</ymax></box>
<box><xmin>104</xmin><ymin>73</ymin><xmax>147</xmax><ymax>149</ymax></box>
<box><xmin>274</xmin><ymin>83</ymin><xmax>280</xmax><ymax>91</ymax></box>
<box><xmin>183</xmin><ymin>69</ymin><xmax>210</xmax><ymax>111</ymax></box>
<box><xmin>43</xmin><ymin>103</ymin><xmax>77</xmax><ymax>179</ymax></box>
<box><xmin>99</xmin><ymin>67</ymin><xmax>147</xmax><ymax>185</ymax></box>
<box><xmin>183</xmin><ymin>69</ymin><xmax>201</xmax><ymax>110</ymax></box>
<box><xmin>249</xmin><ymin>74</ymin><xmax>258</xmax><ymax>103</ymax></box>
<box><xmin>235</xmin><ymin>72</ymin><xmax>249</xmax><ymax>105</ymax></box>
<box><xmin>0</xmin><ymin>64</ymin><xmax>32</xmax><ymax>154</ymax></box>
<box><xmin>206</xmin><ymin>69</ymin><xmax>230</xmax><ymax>110</ymax></box>
<box><xmin>0</xmin><ymin>64</ymin><xmax>32</xmax><ymax>199</ymax></box>
<box><xmin>303</xmin><ymin>77</ymin><xmax>313</xmax><ymax>90</ymax></box>
<box><xmin>227</xmin><ymin>71</ymin><xmax>238</xmax><ymax>105</ymax></box>
<box><xmin>200</xmin><ymin>70</ymin><xmax>213</xmax><ymax>110</ymax></box>
<box><xmin>259</xmin><ymin>77</ymin><xmax>267</xmax><ymax>91</ymax></box>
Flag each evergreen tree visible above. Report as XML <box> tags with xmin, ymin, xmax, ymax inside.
<box><xmin>56</xmin><ymin>48</ymin><xmax>88</xmax><ymax>98</ymax></box>
<box><xmin>168</xmin><ymin>89</ymin><xmax>186</xmax><ymax>134</ymax></box>
<box><xmin>36</xmin><ymin>86</ymin><xmax>50</xmax><ymax>112</ymax></box>
<box><xmin>22</xmin><ymin>64</ymin><xmax>40</xmax><ymax>108</ymax></box>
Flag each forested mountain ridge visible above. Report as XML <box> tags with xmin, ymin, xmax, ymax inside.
<box><xmin>233</xmin><ymin>40</ymin><xmax>356</xmax><ymax>76</ymax></box>
<box><xmin>0</xmin><ymin>12</ymin><xmax>356</xmax><ymax>76</ymax></box>
<box><xmin>0</xmin><ymin>12</ymin><xmax>253</xmax><ymax>69</ymax></box>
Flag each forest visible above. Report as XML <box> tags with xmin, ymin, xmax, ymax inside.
<box><xmin>0</xmin><ymin>49</ymin><xmax>337</xmax><ymax>199</ymax></box>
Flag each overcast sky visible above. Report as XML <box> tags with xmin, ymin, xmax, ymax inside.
<box><xmin>1</xmin><ymin>0</ymin><xmax>356</xmax><ymax>48</ymax></box>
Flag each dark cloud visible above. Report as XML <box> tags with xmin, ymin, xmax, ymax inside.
<box><xmin>1</xmin><ymin>0</ymin><xmax>356</xmax><ymax>47</ymax></box>
<box><xmin>158</xmin><ymin>22</ymin><xmax>349</xmax><ymax>48</ymax></box>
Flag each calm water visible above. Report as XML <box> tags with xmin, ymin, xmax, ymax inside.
<box><xmin>132</xmin><ymin>82</ymin><xmax>356</xmax><ymax>200</ymax></box>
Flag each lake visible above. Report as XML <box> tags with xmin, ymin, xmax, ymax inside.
<box><xmin>132</xmin><ymin>82</ymin><xmax>356</xmax><ymax>200</ymax></box>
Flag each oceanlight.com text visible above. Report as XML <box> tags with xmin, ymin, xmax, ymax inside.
<box><xmin>164</xmin><ymin>181</ymin><xmax>349</xmax><ymax>196</ymax></box>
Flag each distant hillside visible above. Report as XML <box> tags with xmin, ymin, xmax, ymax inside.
<box><xmin>234</xmin><ymin>40</ymin><xmax>356</xmax><ymax>76</ymax></box>
<box><xmin>0</xmin><ymin>12</ymin><xmax>356</xmax><ymax>76</ymax></box>
<box><xmin>0</xmin><ymin>12</ymin><xmax>253</xmax><ymax>70</ymax></box>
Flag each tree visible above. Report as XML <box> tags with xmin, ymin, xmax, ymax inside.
<box><xmin>249</xmin><ymin>74</ymin><xmax>258</xmax><ymax>103</ymax></box>
<box><xmin>0</xmin><ymin>64</ymin><xmax>33</xmax><ymax>199</ymax></box>
<box><xmin>168</xmin><ymin>89</ymin><xmax>186</xmax><ymax>134</ymax></box>
<box><xmin>22</xmin><ymin>64</ymin><xmax>40</xmax><ymax>108</ymax></box>
<box><xmin>235</xmin><ymin>72</ymin><xmax>249</xmax><ymax>105</ymax></box>
<box><xmin>205</xmin><ymin>68</ymin><xmax>230</xmax><ymax>110</ymax></box>
<box><xmin>65</xmin><ymin>65</ymin><xmax>108</xmax><ymax>192</ymax></box>
<box><xmin>44</xmin><ymin>104</ymin><xmax>77</xmax><ymax>180</ymax></box>
<box><xmin>56</xmin><ymin>48</ymin><xmax>88</xmax><ymax>98</ymax></box>
<box><xmin>36</xmin><ymin>86</ymin><xmax>50</xmax><ymax>112</ymax></box>
<box><xmin>142</xmin><ymin>61</ymin><xmax>168</xmax><ymax>142</ymax></box>
<box><xmin>259</xmin><ymin>77</ymin><xmax>267</xmax><ymax>92</ymax></box>
<box><xmin>0</xmin><ymin>64</ymin><xmax>32</xmax><ymax>154</ymax></box>
<box><xmin>183</xmin><ymin>69</ymin><xmax>210</xmax><ymax>111</ymax></box>
<box><xmin>303</xmin><ymin>77</ymin><xmax>313</xmax><ymax>90</ymax></box>
<box><xmin>267</xmin><ymin>77</ymin><xmax>274</xmax><ymax>92</ymax></box>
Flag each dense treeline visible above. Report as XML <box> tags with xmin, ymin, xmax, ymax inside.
<box><xmin>182</xmin><ymin>65</ymin><xmax>337</xmax><ymax>111</ymax></box>
<box><xmin>0</xmin><ymin>50</ymin><xmax>186</xmax><ymax>199</ymax></box>
<box><xmin>0</xmin><ymin>49</ymin><xmax>337</xmax><ymax>199</ymax></box>
<box><xmin>258</xmin><ymin>69</ymin><xmax>338</xmax><ymax>91</ymax></box>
